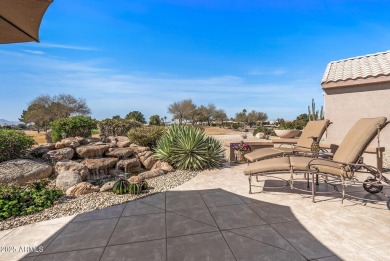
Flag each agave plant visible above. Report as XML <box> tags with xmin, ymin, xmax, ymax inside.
<box><xmin>154</xmin><ymin>125</ymin><xmax>224</xmax><ymax>170</ymax></box>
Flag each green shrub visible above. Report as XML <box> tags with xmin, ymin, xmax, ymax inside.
<box><xmin>253</xmin><ymin>126</ymin><xmax>273</xmax><ymax>136</ymax></box>
<box><xmin>232</xmin><ymin>123</ymin><xmax>240</xmax><ymax>130</ymax></box>
<box><xmin>154</xmin><ymin>125</ymin><xmax>224</xmax><ymax>170</ymax></box>
<box><xmin>98</xmin><ymin>118</ymin><xmax>141</xmax><ymax>137</ymax></box>
<box><xmin>0</xmin><ymin>181</ymin><xmax>63</xmax><ymax>220</ymax></box>
<box><xmin>0</xmin><ymin>129</ymin><xmax>35</xmax><ymax>162</ymax></box>
<box><xmin>128</xmin><ymin>126</ymin><xmax>166</xmax><ymax>148</ymax></box>
<box><xmin>278</xmin><ymin>120</ymin><xmax>306</xmax><ymax>130</ymax></box>
<box><xmin>51</xmin><ymin>116</ymin><xmax>97</xmax><ymax>142</ymax></box>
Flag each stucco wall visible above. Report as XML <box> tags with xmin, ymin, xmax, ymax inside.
<box><xmin>323</xmin><ymin>82</ymin><xmax>390</xmax><ymax>167</ymax></box>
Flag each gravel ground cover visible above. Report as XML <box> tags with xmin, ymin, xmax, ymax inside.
<box><xmin>0</xmin><ymin>170</ymin><xmax>198</xmax><ymax>231</ymax></box>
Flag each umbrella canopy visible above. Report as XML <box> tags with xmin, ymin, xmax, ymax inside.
<box><xmin>0</xmin><ymin>0</ymin><xmax>53</xmax><ymax>44</ymax></box>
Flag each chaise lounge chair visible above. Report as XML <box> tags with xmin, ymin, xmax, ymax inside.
<box><xmin>244</xmin><ymin>120</ymin><xmax>331</xmax><ymax>163</ymax></box>
<box><xmin>244</xmin><ymin>117</ymin><xmax>389</xmax><ymax>205</ymax></box>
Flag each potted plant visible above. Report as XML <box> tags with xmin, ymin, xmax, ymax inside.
<box><xmin>274</xmin><ymin>120</ymin><xmax>305</xmax><ymax>138</ymax></box>
<box><xmin>231</xmin><ymin>141</ymin><xmax>252</xmax><ymax>163</ymax></box>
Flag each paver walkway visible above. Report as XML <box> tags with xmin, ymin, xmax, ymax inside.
<box><xmin>1</xmin><ymin>164</ymin><xmax>390</xmax><ymax>261</ymax></box>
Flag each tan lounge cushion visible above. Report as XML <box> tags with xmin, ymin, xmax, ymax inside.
<box><xmin>296</xmin><ymin>120</ymin><xmax>330</xmax><ymax>149</ymax></box>
<box><xmin>306</xmin><ymin>158</ymin><xmax>352</xmax><ymax>178</ymax></box>
<box><xmin>288</xmin><ymin>156</ymin><xmax>343</xmax><ymax>175</ymax></box>
<box><xmin>244</xmin><ymin>157</ymin><xmax>291</xmax><ymax>175</ymax></box>
<box><xmin>244</xmin><ymin>148</ymin><xmax>286</xmax><ymax>162</ymax></box>
<box><xmin>333</xmin><ymin>117</ymin><xmax>387</xmax><ymax>164</ymax></box>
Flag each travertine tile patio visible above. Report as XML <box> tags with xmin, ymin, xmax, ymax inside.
<box><xmin>1</xmin><ymin>163</ymin><xmax>390</xmax><ymax>261</ymax></box>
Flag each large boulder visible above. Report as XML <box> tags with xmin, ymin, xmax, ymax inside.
<box><xmin>30</xmin><ymin>143</ymin><xmax>55</xmax><ymax>157</ymax></box>
<box><xmin>55</xmin><ymin>160</ymin><xmax>89</xmax><ymax>180</ymax></box>
<box><xmin>117</xmin><ymin>141</ymin><xmax>131</xmax><ymax>148</ymax></box>
<box><xmin>80</xmin><ymin>137</ymin><xmax>101</xmax><ymax>145</ymax></box>
<box><xmin>75</xmin><ymin>144</ymin><xmax>110</xmax><ymax>158</ymax></box>
<box><xmin>43</xmin><ymin>147</ymin><xmax>74</xmax><ymax>161</ymax></box>
<box><xmin>56</xmin><ymin>171</ymin><xmax>82</xmax><ymax>192</ymax></box>
<box><xmin>138</xmin><ymin>169</ymin><xmax>165</xmax><ymax>180</ymax></box>
<box><xmin>55</xmin><ymin>137</ymin><xmax>82</xmax><ymax>149</ymax></box>
<box><xmin>82</xmin><ymin>158</ymin><xmax>118</xmax><ymax>179</ymax></box>
<box><xmin>135</xmin><ymin>146</ymin><xmax>150</xmax><ymax>153</ymax></box>
<box><xmin>138</xmin><ymin>151</ymin><xmax>157</xmax><ymax>169</ymax></box>
<box><xmin>0</xmin><ymin>159</ymin><xmax>52</xmax><ymax>185</ymax></box>
<box><xmin>116</xmin><ymin>158</ymin><xmax>141</xmax><ymax>173</ymax></box>
<box><xmin>108</xmin><ymin>136</ymin><xmax>129</xmax><ymax>143</ymax></box>
<box><xmin>100</xmin><ymin>181</ymin><xmax>115</xmax><ymax>192</ymax></box>
<box><xmin>152</xmin><ymin>161</ymin><xmax>175</xmax><ymax>173</ymax></box>
<box><xmin>66</xmin><ymin>182</ymin><xmax>99</xmax><ymax>196</ymax></box>
<box><xmin>105</xmin><ymin>148</ymin><xmax>134</xmax><ymax>158</ymax></box>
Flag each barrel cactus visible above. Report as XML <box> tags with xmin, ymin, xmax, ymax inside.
<box><xmin>112</xmin><ymin>177</ymin><xmax>130</xmax><ymax>195</ymax></box>
<box><xmin>141</xmin><ymin>181</ymin><xmax>148</xmax><ymax>190</ymax></box>
<box><xmin>129</xmin><ymin>183</ymin><xmax>142</xmax><ymax>194</ymax></box>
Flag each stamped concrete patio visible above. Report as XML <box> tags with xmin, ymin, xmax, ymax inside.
<box><xmin>1</xmin><ymin>163</ymin><xmax>390</xmax><ymax>261</ymax></box>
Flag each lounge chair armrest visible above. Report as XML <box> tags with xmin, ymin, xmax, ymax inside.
<box><xmin>307</xmin><ymin>157</ymin><xmax>352</xmax><ymax>173</ymax></box>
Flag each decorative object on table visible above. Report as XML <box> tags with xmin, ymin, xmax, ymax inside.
<box><xmin>112</xmin><ymin>175</ymin><xmax>130</xmax><ymax>195</ymax></box>
<box><xmin>231</xmin><ymin>141</ymin><xmax>252</xmax><ymax>163</ymax></box>
<box><xmin>274</xmin><ymin>120</ymin><xmax>305</xmax><ymax>138</ymax></box>
<box><xmin>242</xmin><ymin>133</ymin><xmax>247</xmax><ymax>139</ymax></box>
<box><xmin>310</xmin><ymin>136</ymin><xmax>321</xmax><ymax>152</ymax></box>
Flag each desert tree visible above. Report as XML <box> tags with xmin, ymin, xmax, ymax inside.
<box><xmin>149</xmin><ymin>115</ymin><xmax>162</xmax><ymax>125</ymax></box>
<box><xmin>125</xmin><ymin>111</ymin><xmax>146</xmax><ymax>123</ymax></box>
<box><xmin>247</xmin><ymin>110</ymin><xmax>268</xmax><ymax>127</ymax></box>
<box><xmin>214</xmin><ymin>109</ymin><xmax>228</xmax><ymax>127</ymax></box>
<box><xmin>20</xmin><ymin>94</ymin><xmax>91</xmax><ymax>132</ymax></box>
<box><xmin>168</xmin><ymin>99</ymin><xmax>197</xmax><ymax>125</ymax></box>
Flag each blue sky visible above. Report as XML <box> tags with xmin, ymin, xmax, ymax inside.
<box><xmin>1</xmin><ymin>0</ymin><xmax>390</xmax><ymax>122</ymax></box>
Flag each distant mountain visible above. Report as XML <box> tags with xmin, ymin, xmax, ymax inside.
<box><xmin>0</xmin><ymin>119</ymin><xmax>21</xmax><ymax>126</ymax></box>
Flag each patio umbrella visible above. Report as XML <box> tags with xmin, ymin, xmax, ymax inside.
<box><xmin>0</xmin><ymin>0</ymin><xmax>53</xmax><ymax>44</ymax></box>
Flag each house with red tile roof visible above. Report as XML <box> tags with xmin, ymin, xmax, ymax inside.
<box><xmin>322</xmin><ymin>50</ymin><xmax>390</xmax><ymax>168</ymax></box>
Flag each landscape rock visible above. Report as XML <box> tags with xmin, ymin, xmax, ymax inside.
<box><xmin>43</xmin><ymin>147</ymin><xmax>74</xmax><ymax>161</ymax></box>
<box><xmin>0</xmin><ymin>159</ymin><xmax>52</xmax><ymax>185</ymax></box>
<box><xmin>255</xmin><ymin>132</ymin><xmax>265</xmax><ymax>139</ymax></box>
<box><xmin>136</xmin><ymin>146</ymin><xmax>151</xmax><ymax>153</ymax></box>
<box><xmin>108</xmin><ymin>168</ymin><xmax>121</xmax><ymax>177</ymax></box>
<box><xmin>75</xmin><ymin>144</ymin><xmax>110</xmax><ymax>158</ymax></box>
<box><xmin>55</xmin><ymin>160</ymin><xmax>89</xmax><ymax>180</ymax></box>
<box><xmin>55</xmin><ymin>137</ymin><xmax>81</xmax><ymax>149</ymax></box>
<box><xmin>138</xmin><ymin>169</ymin><xmax>165</xmax><ymax>180</ymax></box>
<box><xmin>105</xmin><ymin>148</ymin><xmax>134</xmax><ymax>158</ymax></box>
<box><xmin>31</xmin><ymin>143</ymin><xmax>55</xmax><ymax>157</ymax></box>
<box><xmin>82</xmin><ymin>158</ymin><xmax>118</xmax><ymax>178</ymax></box>
<box><xmin>114</xmin><ymin>136</ymin><xmax>130</xmax><ymax>143</ymax></box>
<box><xmin>128</xmin><ymin>176</ymin><xmax>140</xmax><ymax>184</ymax></box>
<box><xmin>138</xmin><ymin>151</ymin><xmax>157</xmax><ymax>169</ymax></box>
<box><xmin>116</xmin><ymin>158</ymin><xmax>141</xmax><ymax>173</ymax></box>
<box><xmin>152</xmin><ymin>161</ymin><xmax>175</xmax><ymax>173</ymax></box>
<box><xmin>80</xmin><ymin>137</ymin><xmax>100</xmax><ymax>145</ymax></box>
<box><xmin>66</xmin><ymin>182</ymin><xmax>99</xmax><ymax>196</ymax></box>
<box><xmin>100</xmin><ymin>181</ymin><xmax>115</xmax><ymax>192</ymax></box>
<box><xmin>56</xmin><ymin>171</ymin><xmax>82</xmax><ymax>192</ymax></box>
<box><xmin>117</xmin><ymin>141</ymin><xmax>131</xmax><ymax>148</ymax></box>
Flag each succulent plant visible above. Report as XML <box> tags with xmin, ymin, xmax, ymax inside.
<box><xmin>129</xmin><ymin>183</ymin><xmax>142</xmax><ymax>194</ymax></box>
<box><xmin>154</xmin><ymin>124</ymin><xmax>224</xmax><ymax>170</ymax></box>
<box><xmin>140</xmin><ymin>181</ymin><xmax>148</xmax><ymax>190</ymax></box>
<box><xmin>112</xmin><ymin>177</ymin><xmax>130</xmax><ymax>195</ymax></box>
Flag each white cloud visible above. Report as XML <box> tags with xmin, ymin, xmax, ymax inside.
<box><xmin>37</xmin><ymin>43</ymin><xmax>98</xmax><ymax>51</ymax></box>
<box><xmin>0</xmin><ymin>51</ymin><xmax>323</xmax><ymax>121</ymax></box>
<box><xmin>248</xmin><ymin>68</ymin><xmax>286</xmax><ymax>76</ymax></box>
<box><xmin>23</xmin><ymin>50</ymin><xmax>45</xmax><ymax>55</ymax></box>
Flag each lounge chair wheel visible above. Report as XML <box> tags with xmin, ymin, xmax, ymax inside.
<box><xmin>363</xmin><ymin>178</ymin><xmax>383</xmax><ymax>194</ymax></box>
<box><xmin>387</xmin><ymin>198</ymin><xmax>390</xmax><ymax>210</ymax></box>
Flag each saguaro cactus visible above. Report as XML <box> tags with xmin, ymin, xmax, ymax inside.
<box><xmin>308</xmin><ymin>98</ymin><xmax>324</xmax><ymax>121</ymax></box>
